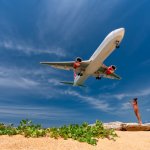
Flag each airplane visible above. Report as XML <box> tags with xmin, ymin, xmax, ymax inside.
<box><xmin>40</xmin><ymin>28</ymin><xmax>125</xmax><ymax>87</ymax></box>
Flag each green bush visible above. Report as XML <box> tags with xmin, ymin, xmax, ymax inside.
<box><xmin>48</xmin><ymin>120</ymin><xmax>117</xmax><ymax>145</ymax></box>
<box><xmin>0</xmin><ymin>123</ymin><xmax>17</xmax><ymax>136</ymax></box>
<box><xmin>0</xmin><ymin>120</ymin><xmax>118</xmax><ymax>145</ymax></box>
<box><xmin>17</xmin><ymin>119</ymin><xmax>46</xmax><ymax>137</ymax></box>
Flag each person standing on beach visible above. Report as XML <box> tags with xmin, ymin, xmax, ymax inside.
<box><xmin>131</xmin><ymin>98</ymin><xmax>142</xmax><ymax>125</ymax></box>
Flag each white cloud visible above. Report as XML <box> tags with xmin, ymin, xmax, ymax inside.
<box><xmin>0</xmin><ymin>66</ymin><xmax>41</xmax><ymax>89</ymax></box>
<box><xmin>0</xmin><ymin>66</ymin><xmax>42</xmax><ymax>91</ymax></box>
<box><xmin>64</xmin><ymin>90</ymin><xmax>113</xmax><ymax>112</ymax></box>
<box><xmin>120</xmin><ymin>102</ymin><xmax>131</xmax><ymax>110</ymax></box>
<box><xmin>97</xmin><ymin>87</ymin><xmax>150</xmax><ymax>101</ymax></box>
<box><xmin>141</xmin><ymin>59</ymin><xmax>150</xmax><ymax>66</ymax></box>
<box><xmin>146</xmin><ymin>109</ymin><xmax>150</xmax><ymax>112</ymax></box>
<box><xmin>99</xmin><ymin>82</ymin><xmax>119</xmax><ymax>90</ymax></box>
<box><xmin>48</xmin><ymin>79</ymin><xmax>62</xmax><ymax>86</ymax></box>
<box><xmin>0</xmin><ymin>66</ymin><xmax>67</xmax><ymax>100</ymax></box>
<box><xmin>0</xmin><ymin>66</ymin><xmax>58</xmax><ymax>78</ymax></box>
<box><xmin>0</xmin><ymin>40</ymin><xmax>66</xmax><ymax>57</ymax></box>
<box><xmin>36</xmin><ymin>0</ymin><xmax>122</xmax><ymax>46</ymax></box>
<box><xmin>139</xmin><ymin>88</ymin><xmax>150</xmax><ymax>96</ymax></box>
<box><xmin>0</xmin><ymin>105</ymin><xmax>79</xmax><ymax>119</ymax></box>
<box><xmin>114</xmin><ymin>93</ymin><xmax>129</xmax><ymax>100</ymax></box>
<box><xmin>0</xmin><ymin>77</ymin><xmax>39</xmax><ymax>89</ymax></box>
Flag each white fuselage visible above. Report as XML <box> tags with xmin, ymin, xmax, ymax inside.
<box><xmin>73</xmin><ymin>28</ymin><xmax>125</xmax><ymax>86</ymax></box>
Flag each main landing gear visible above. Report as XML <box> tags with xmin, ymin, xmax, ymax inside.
<box><xmin>115</xmin><ymin>40</ymin><xmax>120</xmax><ymax>48</ymax></box>
<box><xmin>78</xmin><ymin>73</ymin><xmax>83</xmax><ymax>76</ymax></box>
<box><xmin>96</xmin><ymin>76</ymin><xmax>101</xmax><ymax>80</ymax></box>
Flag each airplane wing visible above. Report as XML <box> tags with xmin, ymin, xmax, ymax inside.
<box><xmin>93</xmin><ymin>64</ymin><xmax>121</xmax><ymax>80</ymax></box>
<box><xmin>40</xmin><ymin>60</ymin><xmax>90</xmax><ymax>71</ymax></box>
<box><xmin>102</xmin><ymin>72</ymin><xmax>121</xmax><ymax>80</ymax></box>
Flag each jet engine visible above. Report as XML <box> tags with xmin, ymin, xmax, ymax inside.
<box><xmin>73</xmin><ymin>57</ymin><xmax>82</xmax><ymax>69</ymax></box>
<box><xmin>73</xmin><ymin>57</ymin><xmax>83</xmax><ymax>76</ymax></box>
<box><xmin>105</xmin><ymin>65</ymin><xmax>116</xmax><ymax>75</ymax></box>
<box><xmin>75</xmin><ymin>57</ymin><xmax>82</xmax><ymax>62</ymax></box>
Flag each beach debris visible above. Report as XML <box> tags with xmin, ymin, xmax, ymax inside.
<box><xmin>103</xmin><ymin>122</ymin><xmax>150</xmax><ymax>131</ymax></box>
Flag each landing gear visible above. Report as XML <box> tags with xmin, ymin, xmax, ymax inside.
<box><xmin>96</xmin><ymin>76</ymin><xmax>101</xmax><ymax>80</ymax></box>
<box><xmin>115</xmin><ymin>40</ymin><xmax>120</xmax><ymax>48</ymax></box>
<box><xmin>78</xmin><ymin>73</ymin><xmax>83</xmax><ymax>76</ymax></box>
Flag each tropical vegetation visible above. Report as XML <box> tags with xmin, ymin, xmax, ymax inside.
<box><xmin>0</xmin><ymin>119</ymin><xmax>117</xmax><ymax>145</ymax></box>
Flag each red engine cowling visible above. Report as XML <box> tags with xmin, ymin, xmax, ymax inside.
<box><xmin>73</xmin><ymin>57</ymin><xmax>82</xmax><ymax>69</ymax></box>
<box><xmin>105</xmin><ymin>65</ymin><xmax>116</xmax><ymax>75</ymax></box>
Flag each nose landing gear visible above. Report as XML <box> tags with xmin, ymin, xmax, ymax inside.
<box><xmin>115</xmin><ymin>40</ymin><xmax>120</xmax><ymax>48</ymax></box>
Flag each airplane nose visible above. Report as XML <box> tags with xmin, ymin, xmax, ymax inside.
<box><xmin>116</xmin><ymin>28</ymin><xmax>125</xmax><ymax>37</ymax></box>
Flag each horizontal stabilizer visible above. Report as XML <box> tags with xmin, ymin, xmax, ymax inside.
<box><xmin>60</xmin><ymin>81</ymin><xmax>86</xmax><ymax>87</ymax></box>
<box><xmin>60</xmin><ymin>81</ymin><xmax>74</xmax><ymax>85</ymax></box>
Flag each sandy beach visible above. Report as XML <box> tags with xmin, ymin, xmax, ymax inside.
<box><xmin>0</xmin><ymin>131</ymin><xmax>149</xmax><ymax>150</ymax></box>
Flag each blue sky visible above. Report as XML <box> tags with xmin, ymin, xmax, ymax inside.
<box><xmin>0</xmin><ymin>0</ymin><xmax>150</xmax><ymax>127</ymax></box>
